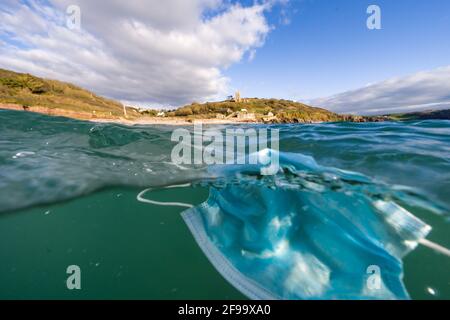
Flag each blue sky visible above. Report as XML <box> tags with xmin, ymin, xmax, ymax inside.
<box><xmin>1</xmin><ymin>0</ymin><xmax>449</xmax><ymax>114</ymax></box>
<box><xmin>227</xmin><ymin>0</ymin><xmax>450</xmax><ymax>101</ymax></box>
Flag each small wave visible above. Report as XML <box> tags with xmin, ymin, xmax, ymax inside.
<box><xmin>12</xmin><ymin>151</ymin><xmax>36</xmax><ymax>159</ymax></box>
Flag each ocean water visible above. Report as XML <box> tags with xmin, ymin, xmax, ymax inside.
<box><xmin>0</xmin><ymin>109</ymin><xmax>449</xmax><ymax>299</ymax></box>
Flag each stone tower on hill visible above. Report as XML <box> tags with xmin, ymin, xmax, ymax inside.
<box><xmin>235</xmin><ymin>91</ymin><xmax>241</xmax><ymax>103</ymax></box>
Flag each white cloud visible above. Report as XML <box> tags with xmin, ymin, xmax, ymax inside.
<box><xmin>0</xmin><ymin>0</ymin><xmax>275</xmax><ymax>108</ymax></box>
<box><xmin>310</xmin><ymin>66</ymin><xmax>450</xmax><ymax>115</ymax></box>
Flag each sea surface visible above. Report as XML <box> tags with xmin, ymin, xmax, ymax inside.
<box><xmin>0</xmin><ymin>109</ymin><xmax>449</xmax><ymax>299</ymax></box>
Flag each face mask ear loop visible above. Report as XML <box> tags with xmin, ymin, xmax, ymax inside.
<box><xmin>419</xmin><ymin>238</ymin><xmax>450</xmax><ymax>258</ymax></box>
<box><xmin>137</xmin><ymin>183</ymin><xmax>194</xmax><ymax>209</ymax></box>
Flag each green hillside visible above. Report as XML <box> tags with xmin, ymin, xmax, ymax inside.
<box><xmin>149</xmin><ymin>98</ymin><xmax>346</xmax><ymax>123</ymax></box>
<box><xmin>0</xmin><ymin>68</ymin><xmax>126</xmax><ymax>117</ymax></box>
<box><xmin>389</xmin><ymin>109</ymin><xmax>450</xmax><ymax>121</ymax></box>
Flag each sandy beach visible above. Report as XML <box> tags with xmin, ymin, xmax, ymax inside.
<box><xmin>0</xmin><ymin>103</ymin><xmax>252</xmax><ymax>126</ymax></box>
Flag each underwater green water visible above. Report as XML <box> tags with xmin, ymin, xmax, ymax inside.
<box><xmin>0</xmin><ymin>187</ymin><xmax>247</xmax><ymax>299</ymax></box>
<box><xmin>0</xmin><ymin>110</ymin><xmax>449</xmax><ymax>299</ymax></box>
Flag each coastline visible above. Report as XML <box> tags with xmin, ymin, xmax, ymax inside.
<box><xmin>0</xmin><ymin>103</ymin><xmax>254</xmax><ymax>126</ymax></box>
<box><xmin>6</xmin><ymin>102</ymin><xmax>447</xmax><ymax>125</ymax></box>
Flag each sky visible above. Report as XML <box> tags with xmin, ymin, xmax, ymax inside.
<box><xmin>0</xmin><ymin>0</ymin><xmax>449</xmax><ymax>114</ymax></box>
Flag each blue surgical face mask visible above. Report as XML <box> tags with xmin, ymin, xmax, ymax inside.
<box><xmin>138</xmin><ymin>150</ymin><xmax>448</xmax><ymax>300</ymax></box>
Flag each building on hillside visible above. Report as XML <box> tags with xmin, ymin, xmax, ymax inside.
<box><xmin>237</xmin><ymin>111</ymin><xmax>256</xmax><ymax>120</ymax></box>
<box><xmin>235</xmin><ymin>91</ymin><xmax>242</xmax><ymax>103</ymax></box>
<box><xmin>157</xmin><ymin>112</ymin><xmax>166</xmax><ymax>117</ymax></box>
<box><xmin>263</xmin><ymin>112</ymin><xmax>277</xmax><ymax>122</ymax></box>
<box><xmin>227</xmin><ymin>91</ymin><xmax>247</xmax><ymax>103</ymax></box>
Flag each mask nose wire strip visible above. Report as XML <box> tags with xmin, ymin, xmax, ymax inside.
<box><xmin>137</xmin><ymin>183</ymin><xmax>194</xmax><ymax>209</ymax></box>
<box><xmin>419</xmin><ymin>239</ymin><xmax>450</xmax><ymax>258</ymax></box>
